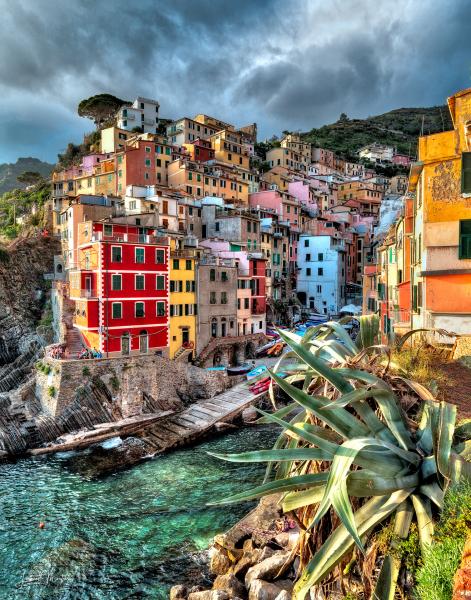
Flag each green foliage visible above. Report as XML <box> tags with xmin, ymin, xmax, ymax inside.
<box><xmin>47</xmin><ymin>385</ymin><xmax>56</xmax><ymax>398</ymax></box>
<box><xmin>82</xmin><ymin>366</ymin><xmax>91</xmax><ymax>377</ymax></box>
<box><xmin>16</xmin><ymin>171</ymin><xmax>44</xmax><ymax>185</ymax></box>
<box><xmin>0</xmin><ymin>247</ymin><xmax>9</xmax><ymax>263</ymax></box>
<box><xmin>209</xmin><ymin>317</ymin><xmax>471</xmax><ymax>599</ymax></box>
<box><xmin>0</xmin><ymin>179</ymin><xmax>51</xmax><ymax>238</ymax></box>
<box><xmin>415</xmin><ymin>537</ymin><xmax>464</xmax><ymax>600</ymax></box>
<box><xmin>0</xmin><ymin>157</ymin><xmax>53</xmax><ymax>195</ymax></box>
<box><xmin>109</xmin><ymin>375</ymin><xmax>120</xmax><ymax>392</ymax></box>
<box><xmin>302</xmin><ymin>105</ymin><xmax>453</xmax><ymax>163</ymax></box>
<box><xmin>77</xmin><ymin>93</ymin><xmax>129</xmax><ymax>127</ymax></box>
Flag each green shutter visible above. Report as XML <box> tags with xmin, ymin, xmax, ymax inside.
<box><xmin>412</xmin><ymin>285</ymin><xmax>418</xmax><ymax>312</ymax></box>
<box><xmin>459</xmin><ymin>220</ymin><xmax>471</xmax><ymax>259</ymax></box>
<box><xmin>461</xmin><ymin>153</ymin><xmax>471</xmax><ymax>193</ymax></box>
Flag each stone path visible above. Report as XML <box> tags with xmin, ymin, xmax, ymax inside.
<box><xmin>140</xmin><ymin>381</ymin><xmax>266</xmax><ymax>453</ymax></box>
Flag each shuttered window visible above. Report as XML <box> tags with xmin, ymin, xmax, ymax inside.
<box><xmin>462</xmin><ymin>153</ymin><xmax>471</xmax><ymax>193</ymax></box>
<box><xmin>459</xmin><ymin>220</ymin><xmax>471</xmax><ymax>258</ymax></box>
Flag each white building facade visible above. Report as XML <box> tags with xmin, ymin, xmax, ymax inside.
<box><xmin>116</xmin><ymin>97</ymin><xmax>160</xmax><ymax>134</ymax></box>
<box><xmin>297</xmin><ymin>234</ymin><xmax>346</xmax><ymax>316</ymax></box>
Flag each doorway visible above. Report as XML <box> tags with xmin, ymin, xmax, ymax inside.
<box><xmin>121</xmin><ymin>333</ymin><xmax>130</xmax><ymax>356</ymax></box>
<box><xmin>221</xmin><ymin>319</ymin><xmax>227</xmax><ymax>337</ymax></box>
<box><xmin>139</xmin><ymin>330</ymin><xmax>148</xmax><ymax>354</ymax></box>
<box><xmin>182</xmin><ymin>328</ymin><xmax>190</xmax><ymax>345</ymax></box>
<box><xmin>85</xmin><ymin>276</ymin><xmax>91</xmax><ymax>297</ymax></box>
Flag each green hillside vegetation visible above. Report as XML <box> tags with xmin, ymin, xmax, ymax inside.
<box><xmin>301</xmin><ymin>105</ymin><xmax>453</xmax><ymax>162</ymax></box>
<box><xmin>0</xmin><ymin>157</ymin><xmax>54</xmax><ymax>195</ymax></box>
<box><xmin>0</xmin><ymin>179</ymin><xmax>51</xmax><ymax>239</ymax></box>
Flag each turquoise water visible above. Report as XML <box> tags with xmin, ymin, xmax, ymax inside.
<box><xmin>0</xmin><ymin>426</ymin><xmax>277</xmax><ymax>599</ymax></box>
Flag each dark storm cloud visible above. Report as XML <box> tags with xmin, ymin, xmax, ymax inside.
<box><xmin>0</xmin><ymin>0</ymin><xmax>470</xmax><ymax>162</ymax></box>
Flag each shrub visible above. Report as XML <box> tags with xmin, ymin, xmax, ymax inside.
<box><xmin>0</xmin><ymin>247</ymin><xmax>9</xmax><ymax>263</ymax></box>
<box><xmin>47</xmin><ymin>386</ymin><xmax>56</xmax><ymax>398</ymax></box>
<box><xmin>82</xmin><ymin>366</ymin><xmax>91</xmax><ymax>377</ymax></box>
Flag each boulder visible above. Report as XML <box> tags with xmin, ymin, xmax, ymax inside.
<box><xmin>188</xmin><ymin>591</ymin><xmax>230</xmax><ymax>600</ymax></box>
<box><xmin>248</xmin><ymin>579</ymin><xmax>293</xmax><ymax>600</ymax></box>
<box><xmin>213</xmin><ymin>572</ymin><xmax>246</xmax><ymax>597</ymax></box>
<box><xmin>209</xmin><ymin>544</ymin><xmax>233</xmax><ymax>575</ymax></box>
<box><xmin>245</xmin><ymin>552</ymin><xmax>291</xmax><ymax>587</ymax></box>
<box><xmin>170</xmin><ymin>585</ymin><xmax>188</xmax><ymax>599</ymax></box>
<box><xmin>274</xmin><ymin>592</ymin><xmax>291</xmax><ymax>600</ymax></box>
<box><xmin>233</xmin><ymin>548</ymin><xmax>262</xmax><ymax>578</ymax></box>
<box><xmin>274</xmin><ymin>531</ymin><xmax>300</xmax><ymax>550</ymax></box>
<box><xmin>242</xmin><ymin>406</ymin><xmax>258</xmax><ymax>423</ymax></box>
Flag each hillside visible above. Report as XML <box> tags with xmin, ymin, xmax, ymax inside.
<box><xmin>301</xmin><ymin>105</ymin><xmax>453</xmax><ymax>161</ymax></box>
<box><xmin>0</xmin><ymin>157</ymin><xmax>54</xmax><ymax>195</ymax></box>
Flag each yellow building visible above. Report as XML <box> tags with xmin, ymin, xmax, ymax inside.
<box><xmin>169</xmin><ymin>239</ymin><xmax>197</xmax><ymax>360</ymax></box>
<box><xmin>209</xmin><ymin>129</ymin><xmax>250</xmax><ymax>170</ymax></box>
<box><xmin>100</xmin><ymin>126</ymin><xmax>131</xmax><ymax>153</ymax></box>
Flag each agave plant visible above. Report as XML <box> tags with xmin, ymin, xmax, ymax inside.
<box><xmin>209</xmin><ymin>317</ymin><xmax>471</xmax><ymax>599</ymax></box>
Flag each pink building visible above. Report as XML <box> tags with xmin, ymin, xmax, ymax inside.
<box><xmin>288</xmin><ymin>180</ymin><xmax>318</xmax><ymax>214</ymax></box>
<box><xmin>392</xmin><ymin>153</ymin><xmax>412</xmax><ymax>167</ymax></box>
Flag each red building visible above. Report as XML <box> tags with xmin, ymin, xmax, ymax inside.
<box><xmin>184</xmin><ymin>138</ymin><xmax>215</xmax><ymax>163</ymax></box>
<box><xmin>70</xmin><ymin>220</ymin><xmax>169</xmax><ymax>356</ymax></box>
<box><xmin>250</xmin><ymin>256</ymin><xmax>267</xmax><ymax>333</ymax></box>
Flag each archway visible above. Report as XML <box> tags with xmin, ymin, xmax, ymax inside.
<box><xmin>211</xmin><ymin>318</ymin><xmax>218</xmax><ymax>338</ymax></box>
<box><xmin>245</xmin><ymin>341</ymin><xmax>256</xmax><ymax>359</ymax></box>
<box><xmin>121</xmin><ymin>333</ymin><xmax>130</xmax><ymax>356</ymax></box>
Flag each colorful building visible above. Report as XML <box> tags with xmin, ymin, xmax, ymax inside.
<box><xmin>69</xmin><ymin>219</ymin><xmax>169</xmax><ymax>356</ymax></box>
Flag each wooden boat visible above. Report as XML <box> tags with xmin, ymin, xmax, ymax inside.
<box><xmin>227</xmin><ymin>363</ymin><xmax>251</xmax><ymax>376</ymax></box>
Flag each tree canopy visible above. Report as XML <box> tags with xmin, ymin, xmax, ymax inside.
<box><xmin>77</xmin><ymin>94</ymin><xmax>129</xmax><ymax>128</ymax></box>
<box><xmin>16</xmin><ymin>171</ymin><xmax>44</xmax><ymax>185</ymax></box>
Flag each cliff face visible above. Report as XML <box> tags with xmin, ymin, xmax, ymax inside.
<box><xmin>0</xmin><ymin>236</ymin><xmax>59</xmax><ymax>370</ymax></box>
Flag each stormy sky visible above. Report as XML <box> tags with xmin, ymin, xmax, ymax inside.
<box><xmin>0</xmin><ymin>0</ymin><xmax>470</xmax><ymax>164</ymax></box>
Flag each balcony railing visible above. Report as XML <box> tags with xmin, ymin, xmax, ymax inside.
<box><xmin>87</xmin><ymin>232</ymin><xmax>169</xmax><ymax>245</ymax></box>
<box><xmin>72</xmin><ymin>289</ymin><xmax>98</xmax><ymax>299</ymax></box>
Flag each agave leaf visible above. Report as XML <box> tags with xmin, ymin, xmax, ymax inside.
<box><xmin>208</xmin><ymin>472</ymin><xmax>329</xmax><ymax>505</ymax></box>
<box><xmin>416</xmin><ymin>400</ymin><xmax>440</xmax><ymax>454</ymax></box>
<box><xmin>257</xmin><ymin>401</ymin><xmax>299</xmax><ymax>424</ymax></box>
<box><xmin>411</xmin><ymin>494</ymin><xmax>434</xmax><ymax>552</ymax></box>
<box><xmin>281</xmin><ymin>471</ymin><xmax>418</xmax><ymax>512</ymax></box>
<box><xmin>269</xmin><ymin>369</ymin><xmax>368</xmax><ymax>438</ymax></box>
<box><xmin>419</xmin><ymin>482</ymin><xmax>444</xmax><ymax>509</ymax></box>
<box><xmin>421</xmin><ymin>455</ymin><xmax>437</xmax><ymax>479</ymax></box>
<box><xmin>372</xmin><ymin>500</ymin><xmax>413</xmax><ymax>600</ymax></box>
<box><xmin>315</xmin><ymin>320</ymin><xmax>358</xmax><ymax>355</ymax></box>
<box><xmin>453</xmin><ymin>439</ymin><xmax>471</xmax><ymax>460</ymax></box>
<box><xmin>394</xmin><ymin>376</ymin><xmax>436</xmax><ymax>401</ymax></box>
<box><xmin>208</xmin><ymin>447</ymin><xmax>330</xmax><ymax>463</ymax></box>
<box><xmin>436</xmin><ymin>401</ymin><xmax>457</xmax><ymax>479</ymax></box>
<box><xmin>269</xmin><ymin>350</ymin><xmax>297</xmax><ymax>408</ymax></box>
<box><xmin>292</xmin><ymin>490</ymin><xmax>411</xmax><ymax>600</ymax></box>
<box><xmin>448</xmin><ymin>452</ymin><xmax>471</xmax><ymax>482</ymax></box>
<box><xmin>454</xmin><ymin>420</ymin><xmax>471</xmax><ymax>442</ymax></box>
<box><xmin>277</xmin><ymin>330</ymin><xmax>354</xmax><ymax>394</ymax></box>
<box><xmin>255</xmin><ymin>407</ymin><xmax>339</xmax><ymax>455</ymax></box>
<box><xmin>358</xmin><ymin>314</ymin><xmax>380</xmax><ymax>349</ymax></box>
<box><xmin>310</xmin><ymin>339</ymin><xmax>351</xmax><ymax>363</ymax></box>
<box><xmin>263</xmin><ymin>409</ymin><xmax>306</xmax><ymax>483</ymax></box>
<box><xmin>276</xmin><ymin>436</ymin><xmax>302</xmax><ymax>481</ymax></box>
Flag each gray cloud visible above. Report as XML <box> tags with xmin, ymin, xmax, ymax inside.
<box><xmin>0</xmin><ymin>0</ymin><xmax>470</xmax><ymax>163</ymax></box>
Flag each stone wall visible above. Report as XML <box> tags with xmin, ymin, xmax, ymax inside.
<box><xmin>37</xmin><ymin>353</ymin><xmax>239</xmax><ymax>418</ymax></box>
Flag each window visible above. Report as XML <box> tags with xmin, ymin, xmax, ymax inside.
<box><xmin>186</xmin><ymin>259</ymin><xmax>192</xmax><ymax>270</ymax></box>
<box><xmin>461</xmin><ymin>152</ymin><xmax>471</xmax><ymax>193</ymax></box>
<box><xmin>135</xmin><ymin>275</ymin><xmax>145</xmax><ymax>290</ymax></box>
<box><xmin>210</xmin><ymin>269</ymin><xmax>216</xmax><ymax>281</ymax></box>
<box><xmin>112</xmin><ymin>303</ymin><xmax>122</xmax><ymax>319</ymax></box>
<box><xmin>247</xmin><ymin>221</ymin><xmax>251</xmax><ymax>233</ymax></box>
<box><xmin>156</xmin><ymin>158</ymin><xmax>161</xmax><ymax>167</ymax></box>
<box><xmin>145</xmin><ymin>146</ymin><xmax>151</xmax><ymax>153</ymax></box>
<box><xmin>459</xmin><ymin>220</ymin><xmax>471</xmax><ymax>258</ymax></box>
<box><xmin>111</xmin><ymin>274</ymin><xmax>122</xmax><ymax>290</ymax></box>
<box><xmin>156</xmin><ymin>275</ymin><xmax>165</xmax><ymax>290</ymax></box>
<box><xmin>156</xmin><ymin>301</ymin><xmax>166</xmax><ymax>316</ymax></box>
<box><xmin>135</xmin><ymin>302</ymin><xmax>145</xmax><ymax>318</ymax></box>
<box><xmin>210</xmin><ymin>291</ymin><xmax>217</xmax><ymax>304</ymax></box>
<box><xmin>156</xmin><ymin>249</ymin><xmax>165</xmax><ymax>264</ymax></box>
<box><xmin>221</xmin><ymin>271</ymin><xmax>228</xmax><ymax>282</ymax></box>
<box><xmin>145</xmin><ymin>159</ymin><xmax>151</xmax><ymax>167</ymax></box>
<box><xmin>244</xmin><ymin>298</ymin><xmax>250</xmax><ymax>309</ymax></box>
<box><xmin>306</xmin><ymin>253</ymin><xmax>311</xmax><ymax>261</ymax></box>
<box><xmin>318</xmin><ymin>253</ymin><xmax>324</xmax><ymax>261</ymax></box>
<box><xmin>111</xmin><ymin>246</ymin><xmax>122</xmax><ymax>262</ymax></box>
<box><xmin>316</xmin><ymin>284</ymin><xmax>322</xmax><ymax>293</ymax></box>
<box><xmin>318</xmin><ymin>267</ymin><xmax>323</xmax><ymax>276</ymax></box>
<box><xmin>104</xmin><ymin>224</ymin><xmax>112</xmax><ymax>237</ymax></box>
<box><xmin>221</xmin><ymin>292</ymin><xmax>228</xmax><ymax>304</ymax></box>
<box><xmin>173</xmin><ymin>259</ymin><xmax>180</xmax><ymax>270</ymax></box>
<box><xmin>306</xmin><ymin>268</ymin><xmax>311</xmax><ymax>276</ymax></box>
<box><xmin>135</xmin><ymin>247</ymin><xmax>145</xmax><ymax>263</ymax></box>
<box><xmin>215</xmin><ymin>222</ymin><xmax>220</xmax><ymax>232</ymax></box>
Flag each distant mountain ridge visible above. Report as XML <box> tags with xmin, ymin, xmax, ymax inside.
<box><xmin>0</xmin><ymin>157</ymin><xmax>54</xmax><ymax>195</ymax></box>
<box><xmin>301</xmin><ymin>105</ymin><xmax>453</xmax><ymax>161</ymax></box>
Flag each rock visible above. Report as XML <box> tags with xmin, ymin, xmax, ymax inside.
<box><xmin>214</xmin><ymin>495</ymin><xmax>282</xmax><ymax>552</ymax></box>
<box><xmin>274</xmin><ymin>592</ymin><xmax>291</xmax><ymax>600</ymax></box>
<box><xmin>453</xmin><ymin>535</ymin><xmax>471</xmax><ymax>600</ymax></box>
<box><xmin>245</xmin><ymin>552</ymin><xmax>291</xmax><ymax>587</ymax></box>
<box><xmin>243</xmin><ymin>538</ymin><xmax>255</xmax><ymax>552</ymax></box>
<box><xmin>209</xmin><ymin>544</ymin><xmax>233</xmax><ymax>575</ymax></box>
<box><xmin>242</xmin><ymin>406</ymin><xmax>258</xmax><ymax>423</ymax></box>
<box><xmin>248</xmin><ymin>579</ymin><xmax>293</xmax><ymax>600</ymax></box>
<box><xmin>274</xmin><ymin>531</ymin><xmax>300</xmax><ymax>550</ymax></box>
<box><xmin>213</xmin><ymin>572</ymin><xmax>246</xmax><ymax>597</ymax></box>
<box><xmin>233</xmin><ymin>548</ymin><xmax>262</xmax><ymax>579</ymax></box>
<box><xmin>188</xmin><ymin>592</ymin><xmax>230</xmax><ymax>600</ymax></box>
<box><xmin>258</xmin><ymin>547</ymin><xmax>276</xmax><ymax>562</ymax></box>
<box><xmin>170</xmin><ymin>584</ymin><xmax>188</xmax><ymax>599</ymax></box>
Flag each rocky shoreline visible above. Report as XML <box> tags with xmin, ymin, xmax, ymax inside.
<box><xmin>170</xmin><ymin>495</ymin><xmax>298</xmax><ymax>600</ymax></box>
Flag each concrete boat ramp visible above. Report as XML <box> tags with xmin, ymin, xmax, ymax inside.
<box><xmin>141</xmin><ymin>384</ymin><xmax>265</xmax><ymax>454</ymax></box>
<box><xmin>28</xmin><ymin>381</ymin><xmax>265</xmax><ymax>457</ymax></box>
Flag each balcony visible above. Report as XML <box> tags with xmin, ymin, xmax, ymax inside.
<box><xmin>72</xmin><ymin>288</ymin><xmax>98</xmax><ymax>299</ymax></box>
<box><xmin>88</xmin><ymin>231</ymin><xmax>169</xmax><ymax>245</ymax></box>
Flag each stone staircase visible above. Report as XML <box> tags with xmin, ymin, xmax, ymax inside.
<box><xmin>173</xmin><ymin>346</ymin><xmax>192</xmax><ymax>362</ymax></box>
<box><xmin>66</xmin><ymin>328</ymin><xmax>84</xmax><ymax>356</ymax></box>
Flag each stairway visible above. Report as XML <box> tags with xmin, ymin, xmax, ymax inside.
<box><xmin>66</xmin><ymin>327</ymin><xmax>84</xmax><ymax>356</ymax></box>
<box><xmin>173</xmin><ymin>346</ymin><xmax>191</xmax><ymax>362</ymax></box>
